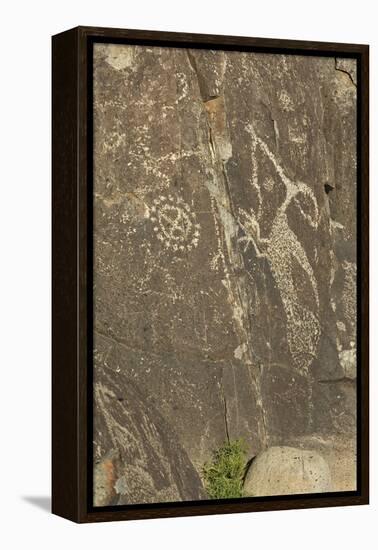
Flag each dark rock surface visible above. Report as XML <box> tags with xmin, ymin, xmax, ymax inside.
<box><xmin>93</xmin><ymin>44</ymin><xmax>357</xmax><ymax>503</ymax></box>
<box><xmin>94</xmin><ymin>364</ymin><xmax>205</xmax><ymax>505</ymax></box>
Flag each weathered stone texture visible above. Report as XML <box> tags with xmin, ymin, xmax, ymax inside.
<box><xmin>93</xmin><ymin>44</ymin><xmax>357</xmax><ymax>503</ymax></box>
<box><xmin>244</xmin><ymin>446</ymin><xmax>332</xmax><ymax>496</ymax></box>
<box><xmin>93</xmin><ymin>364</ymin><xmax>205</xmax><ymax>505</ymax></box>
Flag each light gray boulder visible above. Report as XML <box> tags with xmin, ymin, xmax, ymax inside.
<box><xmin>244</xmin><ymin>446</ymin><xmax>332</xmax><ymax>496</ymax></box>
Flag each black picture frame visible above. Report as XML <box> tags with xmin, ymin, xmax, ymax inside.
<box><xmin>52</xmin><ymin>26</ymin><xmax>369</xmax><ymax>523</ymax></box>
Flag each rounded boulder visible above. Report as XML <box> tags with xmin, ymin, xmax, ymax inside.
<box><xmin>244</xmin><ymin>446</ymin><xmax>332</xmax><ymax>496</ymax></box>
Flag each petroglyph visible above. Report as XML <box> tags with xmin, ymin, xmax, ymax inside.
<box><xmin>150</xmin><ymin>194</ymin><xmax>201</xmax><ymax>252</ymax></box>
<box><xmin>238</xmin><ymin>124</ymin><xmax>321</xmax><ymax>374</ymax></box>
<box><xmin>92</xmin><ymin>44</ymin><xmax>358</xmax><ymax>503</ymax></box>
<box><xmin>342</xmin><ymin>261</ymin><xmax>357</xmax><ymax>327</ymax></box>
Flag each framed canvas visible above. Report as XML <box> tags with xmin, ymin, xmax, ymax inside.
<box><xmin>52</xmin><ymin>26</ymin><xmax>369</xmax><ymax>523</ymax></box>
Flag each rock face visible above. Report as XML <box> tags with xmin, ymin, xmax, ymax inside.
<box><xmin>244</xmin><ymin>446</ymin><xmax>332</xmax><ymax>496</ymax></box>
<box><xmin>92</xmin><ymin>44</ymin><xmax>357</xmax><ymax>504</ymax></box>
<box><xmin>93</xmin><ymin>366</ymin><xmax>205</xmax><ymax>506</ymax></box>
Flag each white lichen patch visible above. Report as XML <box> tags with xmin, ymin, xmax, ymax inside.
<box><xmin>339</xmin><ymin>348</ymin><xmax>357</xmax><ymax>379</ymax></box>
<box><xmin>115</xmin><ymin>475</ymin><xmax>128</xmax><ymax>495</ymax></box>
<box><xmin>101</xmin><ymin>44</ymin><xmax>135</xmax><ymax>71</ymax></box>
<box><xmin>234</xmin><ymin>342</ymin><xmax>248</xmax><ymax>361</ymax></box>
<box><xmin>337</xmin><ymin>321</ymin><xmax>346</xmax><ymax>332</ymax></box>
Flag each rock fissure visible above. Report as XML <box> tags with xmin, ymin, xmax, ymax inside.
<box><xmin>200</xmin><ymin>90</ymin><xmax>268</xmax><ymax>448</ymax></box>
<box><xmin>335</xmin><ymin>57</ymin><xmax>357</xmax><ymax>87</ymax></box>
<box><xmin>220</xmin><ymin>374</ymin><xmax>231</xmax><ymax>444</ymax></box>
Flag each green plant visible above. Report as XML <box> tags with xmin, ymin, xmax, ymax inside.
<box><xmin>202</xmin><ymin>438</ymin><xmax>248</xmax><ymax>499</ymax></box>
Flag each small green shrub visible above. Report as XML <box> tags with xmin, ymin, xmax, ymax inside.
<box><xmin>203</xmin><ymin>439</ymin><xmax>248</xmax><ymax>499</ymax></box>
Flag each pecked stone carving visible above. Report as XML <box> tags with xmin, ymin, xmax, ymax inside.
<box><xmin>93</xmin><ymin>44</ymin><xmax>357</xmax><ymax>503</ymax></box>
